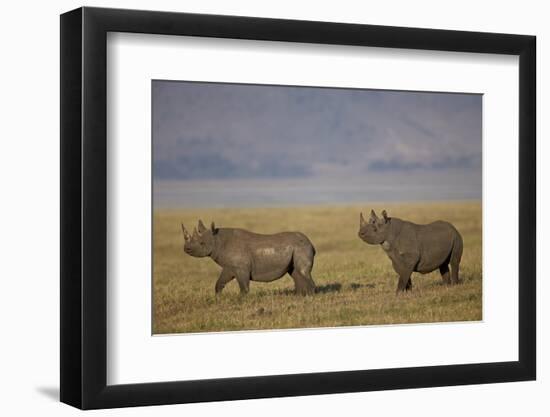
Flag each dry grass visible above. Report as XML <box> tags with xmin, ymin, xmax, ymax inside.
<box><xmin>153</xmin><ymin>201</ymin><xmax>482</xmax><ymax>334</ymax></box>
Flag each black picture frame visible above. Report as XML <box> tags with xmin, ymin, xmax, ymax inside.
<box><xmin>60</xmin><ymin>6</ymin><xmax>536</xmax><ymax>410</ymax></box>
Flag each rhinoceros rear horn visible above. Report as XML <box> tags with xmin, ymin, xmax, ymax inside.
<box><xmin>211</xmin><ymin>221</ymin><xmax>217</xmax><ymax>234</ymax></box>
<box><xmin>360</xmin><ymin>212</ymin><xmax>367</xmax><ymax>227</ymax></box>
<box><xmin>381</xmin><ymin>210</ymin><xmax>389</xmax><ymax>223</ymax></box>
<box><xmin>370</xmin><ymin>209</ymin><xmax>378</xmax><ymax>221</ymax></box>
<box><xmin>197</xmin><ymin>219</ymin><xmax>207</xmax><ymax>234</ymax></box>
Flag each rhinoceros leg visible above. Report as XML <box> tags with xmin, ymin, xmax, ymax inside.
<box><xmin>304</xmin><ymin>273</ymin><xmax>316</xmax><ymax>294</ymax></box>
<box><xmin>391</xmin><ymin>257</ymin><xmax>416</xmax><ymax>294</ymax></box>
<box><xmin>450</xmin><ymin>260</ymin><xmax>460</xmax><ymax>284</ymax></box>
<box><xmin>439</xmin><ymin>263</ymin><xmax>451</xmax><ymax>285</ymax></box>
<box><xmin>290</xmin><ymin>252</ymin><xmax>316</xmax><ymax>295</ymax></box>
<box><xmin>215</xmin><ymin>269</ymin><xmax>235</xmax><ymax>294</ymax></box>
<box><xmin>449</xmin><ymin>237</ymin><xmax>463</xmax><ymax>284</ymax></box>
<box><xmin>394</xmin><ymin>263</ymin><xmax>414</xmax><ymax>293</ymax></box>
<box><xmin>290</xmin><ymin>271</ymin><xmax>307</xmax><ymax>295</ymax></box>
<box><xmin>396</xmin><ymin>272</ymin><xmax>413</xmax><ymax>293</ymax></box>
<box><xmin>290</xmin><ymin>270</ymin><xmax>315</xmax><ymax>296</ymax></box>
<box><xmin>235</xmin><ymin>268</ymin><xmax>251</xmax><ymax>294</ymax></box>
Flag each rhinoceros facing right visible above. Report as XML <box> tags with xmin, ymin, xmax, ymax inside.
<box><xmin>358</xmin><ymin>210</ymin><xmax>463</xmax><ymax>293</ymax></box>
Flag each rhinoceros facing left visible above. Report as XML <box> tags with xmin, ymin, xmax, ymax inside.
<box><xmin>358</xmin><ymin>210</ymin><xmax>463</xmax><ymax>293</ymax></box>
<box><xmin>182</xmin><ymin>220</ymin><xmax>316</xmax><ymax>295</ymax></box>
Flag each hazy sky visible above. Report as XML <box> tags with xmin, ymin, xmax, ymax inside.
<box><xmin>152</xmin><ymin>80</ymin><xmax>482</xmax><ymax>207</ymax></box>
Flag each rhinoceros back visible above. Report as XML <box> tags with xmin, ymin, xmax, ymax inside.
<box><xmin>216</xmin><ymin>229</ymin><xmax>315</xmax><ymax>282</ymax></box>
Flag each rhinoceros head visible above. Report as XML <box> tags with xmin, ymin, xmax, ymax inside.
<box><xmin>182</xmin><ymin>219</ymin><xmax>217</xmax><ymax>257</ymax></box>
<box><xmin>358</xmin><ymin>209</ymin><xmax>390</xmax><ymax>245</ymax></box>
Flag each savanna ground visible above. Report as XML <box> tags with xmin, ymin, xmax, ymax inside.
<box><xmin>153</xmin><ymin>201</ymin><xmax>482</xmax><ymax>334</ymax></box>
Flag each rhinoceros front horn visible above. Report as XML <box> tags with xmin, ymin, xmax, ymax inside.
<box><xmin>181</xmin><ymin>223</ymin><xmax>190</xmax><ymax>241</ymax></box>
<box><xmin>360</xmin><ymin>212</ymin><xmax>367</xmax><ymax>227</ymax></box>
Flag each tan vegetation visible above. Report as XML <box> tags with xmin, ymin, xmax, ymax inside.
<box><xmin>153</xmin><ymin>201</ymin><xmax>482</xmax><ymax>334</ymax></box>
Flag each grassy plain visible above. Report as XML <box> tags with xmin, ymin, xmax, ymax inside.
<box><xmin>153</xmin><ymin>201</ymin><xmax>482</xmax><ymax>334</ymax></box>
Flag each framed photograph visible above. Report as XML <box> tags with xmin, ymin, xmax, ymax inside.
<box><xmin>60</xmin><ymin>6</ymin><xmax>536</xmax><ymax>409</ymax></box>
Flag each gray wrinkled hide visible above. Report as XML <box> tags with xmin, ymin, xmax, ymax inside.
<box><xmin>182</xmin><ymin>220</ymin><xmax>316</xmax><ymax>295</ymax></box>
<box><xmin>358</xmin><ymin>210</ymin><xmax>463</xmax><ymax>293</ymax></box>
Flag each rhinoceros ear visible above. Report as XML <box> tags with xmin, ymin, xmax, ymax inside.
<box><xmin>211</xmin><ymin>221</ymin><xmax>218</xmax><ymax>234</ymax></box>
<box><xmin>381</xmin><ymin>210</ymin><xmax>389</xmax><ymax>223</ymax></box>
<box><xmin>197</xmin><ymin>219</ymin><xmax>207</xmax><ymax>234</ymax></box>
<box><xmin>181</xmin><ymin>223</ymin><xmax>191</xmax><ymax>241</ymax></box>
<box><xmin>360</xmin><ymin>212</ymin><xmax>367</xmax><ymax>227</ymax></box>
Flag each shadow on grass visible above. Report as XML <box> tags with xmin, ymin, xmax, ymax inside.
<box><xmin>269</xmin><ymin>282</ymin><xmax>343</xmax><ymax>296</ymax></box>
<box><xmin>350</xmin><ymin>282</ymin><xmax>376</xmax><ymax>291</ymax></box>
<box><xmin>268</xmin><ymin>281</ymin><xmax>376</xmax><ymax>296</ymax></box>
<box><xmin>433</xmin><ymin>280</ymin><xmax>466</xmax><ymax>287</ymax></box>
<box><xmin>256</xmin><ymin>280</ymin><xmax>377</xmax><ymax>297</ymax></box>
<box><xmin>315</xmin><ymin>283</ymin><xmax>342</xmax><ymax>294</ymax></box>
